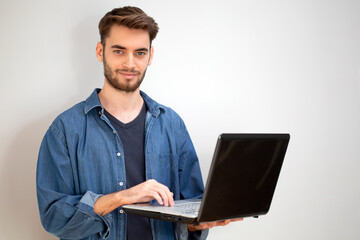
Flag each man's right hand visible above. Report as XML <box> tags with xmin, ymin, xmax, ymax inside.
<box><xmin>123</xmin><ymin>179</ymin><xmax>175</xmax><ymax>206</ymax></box>
<box><xmin>94</xmin><ymin>179</ymin><xmax>174</xmax><ymax>216</ymax></box>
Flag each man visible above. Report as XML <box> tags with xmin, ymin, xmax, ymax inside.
<box><xmin>37</xmin><ymin>6</ymin><xmax>234</xmax><ymax>240</ymax></box>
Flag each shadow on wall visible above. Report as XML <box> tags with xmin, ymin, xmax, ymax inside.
<box><xmin>0</xmin><ymin>117</ymin><xmax>57</xmax><ymax>240</ymax></box>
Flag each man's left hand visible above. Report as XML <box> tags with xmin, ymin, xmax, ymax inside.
<box><xmin>187</xmin><ymin>218</ymin><xmax>243</xmax><ymax>232</ymax></box>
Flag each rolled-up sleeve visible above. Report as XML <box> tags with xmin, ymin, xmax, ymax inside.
<box><xmin>36</xmin><ymin>123</ymin><xmax>112</xmax><ymax>239</ymax></box>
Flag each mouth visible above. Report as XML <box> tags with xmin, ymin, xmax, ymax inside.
<box><xmin>117</xmin><ymin>70</ymin><xmax>139</xmax><ymax>80</ymax></box>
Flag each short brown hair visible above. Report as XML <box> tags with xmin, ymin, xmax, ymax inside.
<box><xmin>98</xmin><ymin>6</ymin><xmax>159</xmax><ymax>47</ymax></box>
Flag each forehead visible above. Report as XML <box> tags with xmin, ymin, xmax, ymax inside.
<box><xmin>105</xmin><ymin>24</ymin><xmax>151</xmax><ymax>49</ymax></box>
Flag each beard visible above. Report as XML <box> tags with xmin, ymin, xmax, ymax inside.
<box><xmin>103</xmin><ymin>55</ymin><xmax>147</xmax><ymax>93</ymax></box>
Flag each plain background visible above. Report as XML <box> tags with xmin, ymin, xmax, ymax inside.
<box><xmin>0</xmin><ymin>0</ymin><xmax>359</xmax><ymax>239</ymax></box>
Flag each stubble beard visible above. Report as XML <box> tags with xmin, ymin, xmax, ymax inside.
<box><xmin>103</xmin><ymin>55</ymin><xmax>147</xmax><ymax>93</ymax></box>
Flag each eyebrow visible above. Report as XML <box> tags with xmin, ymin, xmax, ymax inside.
<box><xmin>111</xmin><ymin>45</ymin><xmax>126</xmax><ymax>50</ymax></box>
<box><xmin>111</xmin><ymin>45</ymin><xmax>149</xmax><ymax>52</ymax></box>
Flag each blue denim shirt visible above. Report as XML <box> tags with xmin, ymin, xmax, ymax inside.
<box><xmin>36</xmin><ymin>89</ymin><xmax>209</xmax><ymax>240</ymax></box>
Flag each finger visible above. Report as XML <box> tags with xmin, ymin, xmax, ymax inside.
<box><xmin>190</xmin><ymin>219</ymin><xmax>237</xmax><ymax>231</ymax></box>
<box><xmin>141</xmin><ymin>180</ymin><xmax>164</xmax><ymax>204</ymax></box>
<box><xmin>208</xmin><ymin>220</ymin><xmax>229</xmax><ymax>228</ymax></box>
<box><xmin>207</xmin><ymin>222</ymin><xmax>218</xmax><ymax>228</ymax></box>
<box><xmin>152</xmin><ymin>181</ymin><xmax>174</xmax><ymax>206</ymax></box>
<box><xmin>161</xmin><ymin>186</ymin><xmax>174</xmax><ymax>206</ymax></box>
<box><xmin>223</xmin><ymin>220</ymin><xmax>231</xmax><ymax>225</ymax></box>
<box><xmin>169</xmin><ymin>192</ymin><xmax>175</xmax><ymax>206</ymax></box>
<box><xmin>151</xmin><ymin>191</ymin><xmax>163</xmax><ymax>205</ymax></box>
<box><xmin>214</xmin><ymin>221</ymin><xmax>228</xmax><ymax>227</ymax></box>
<box><xmin>231</xmin><ymin>218</ymin><xmax>243</xmax><ymax>222</ymax></box>
<box><xmin>147</xmin><ymin>181</ymin><xmax>169</xmax><ymax>206</ymax></box>
<box><xmin>196</xmin><ymin>222</ymin><xmax>217</xmax><ymax>230</ymax></box>
<box><xmin>157</xmin><ymin>188</ymin><xmax>169</xmax><ymax>206</ymax></box>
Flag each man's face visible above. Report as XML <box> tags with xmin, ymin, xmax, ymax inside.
<box><xmin>96</xmin><ymin>25</ymin><xmax>153</xmax><ymax>93</ymax></box>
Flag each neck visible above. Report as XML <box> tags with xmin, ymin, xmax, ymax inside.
<box><xmin>98</xmin><ymin>80</ymin><xmax>144</xmax><ymax>123</ymax></box>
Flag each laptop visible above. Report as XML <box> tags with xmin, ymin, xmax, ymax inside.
<box><xmin>123</xmin><ymin>133</ymin><xmax>290</xmax><ymax>224</ymax></box>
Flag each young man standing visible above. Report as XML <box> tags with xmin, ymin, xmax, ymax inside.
<box><xmin>37</xmin><ymin>6</ymin><xmax>233</xmax><ymax>240</ymax></box>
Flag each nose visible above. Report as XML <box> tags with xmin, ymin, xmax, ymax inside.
<box><xmin>123</xmin><ymin>54</ymin><xmax>136</xmax><ymax>69</ymax></box>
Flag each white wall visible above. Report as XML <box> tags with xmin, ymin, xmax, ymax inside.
<box><xmin>0</xmin><ymin>0</ymin><xmax>359</xmax><ymax>239</ymax></box>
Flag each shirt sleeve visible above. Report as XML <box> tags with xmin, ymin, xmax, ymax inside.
<box><xmin>175</xmin><ymin>223</ymin><xmax>209</xmax><ymax>240</ymax></box>
<box><xmin>176</xmin><ymin>121</ymin><xmax>209</xmax><ymax>239</ymax></box>
<box><xmin>178</xmin><ymin>124</ymin><xmax>204</xmax><ymax>200</ymax></box>
<box><xmin>36</xmin><ymin>123</ymin><xmax>112</xmax><ymax>239</ymax></box>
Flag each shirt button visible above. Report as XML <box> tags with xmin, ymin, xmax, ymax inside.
<box><xmin>119</xmin><ymin>182</ymin><xmax>124</xmax><ymax>186</ymax></box>
<box><xmin>119</xmin><ymin>209</ymin><xmax>124</xmax><ymax>214</ymax></box>
<box><xmin>117</xmin><ymin>152</ymin><xmax>121</xmax><ymax>157</ymax></box>
<box><xmin>113</xmin><ymin>130</ymin><xmax>116</xmax><ymax>134</ymax></box>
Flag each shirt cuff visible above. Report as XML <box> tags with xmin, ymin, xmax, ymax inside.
<box><xmin>78</xmin><ymin>191</ymin><xmax>112</xmax><ymax>239</ymax></box>
<box><xmin>79</xmin><ymin>190</ymin><xmax>102</xmax><ymax>207</ymax></box>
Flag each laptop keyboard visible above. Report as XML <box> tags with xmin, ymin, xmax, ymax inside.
<box><xmin>173</xmin><ymin>202</ymin><xmax>201</xmax><ymax>214</ymax></box>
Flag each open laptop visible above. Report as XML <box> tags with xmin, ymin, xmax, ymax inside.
<box><xmin>123</xmin><ymin>133</ymin><xmax>290</xmax><ymax>224</ymax></box>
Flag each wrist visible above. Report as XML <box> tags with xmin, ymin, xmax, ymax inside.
<box><xmin>116</xmin><ymin>188</ymin><xmax>132</xmax><ymax>206</ymax></box>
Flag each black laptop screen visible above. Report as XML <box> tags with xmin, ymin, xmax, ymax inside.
<box><xmin>198</xmin><ymin>134</ymin><xmax>289</xmax><ymax>222</ymax></box>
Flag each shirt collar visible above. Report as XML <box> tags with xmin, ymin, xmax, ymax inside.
<box><xmin>140</xmin><ymin>91</ymin><xmax>164</xmax><ymax>118</ymax></box>
<box><xmin>84</xmin><ymin>88</ymin><xmax>102</xmax><ymax>114</ymax></box>
<box><xmin>84</xmin><ymin>88</ymin><xmax>165</xmax><ymax>117</ymax></box>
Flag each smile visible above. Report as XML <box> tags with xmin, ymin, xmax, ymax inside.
<box><xmin>118</xmin><ymin>71</ymin><xmax>139</xmax><ymax>80</ymax></box>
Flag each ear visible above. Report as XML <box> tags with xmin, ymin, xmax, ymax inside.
<box><xmin>96</xmin><ymin>42</ymin><xmax>104</xmax><ymax>62</ymax></box>
<box><xmin>148</xmin><ymin>46</ymin><xmax>154</xmax><ymax>66</ymax></box>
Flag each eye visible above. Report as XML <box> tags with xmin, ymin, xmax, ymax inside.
<box><xmin>114</xmin><ymin>50</ymin><xmax>124</xmax><ymax>54</ymax></box>
<box><xmin>136</xmin><ymin>52</ymin><xmax>147</xmax><ymax>56</ymax></box>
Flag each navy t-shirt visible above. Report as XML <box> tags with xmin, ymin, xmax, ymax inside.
<box><xmin>104</xmin><ymin>102</ymin><xmax>152</xmax><ymax>240</ymax></box>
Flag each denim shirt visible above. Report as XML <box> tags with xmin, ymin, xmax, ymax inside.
<box><xmin>36</xmin><ymin>89</ymin><xmax>208</xmax><ymax>240</ymax></box>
